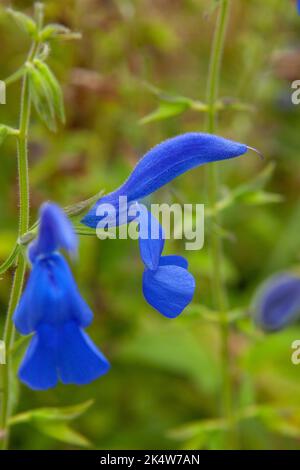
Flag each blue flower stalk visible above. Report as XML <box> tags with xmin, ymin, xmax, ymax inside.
<box><xmin>13</xmin><ymin>203</ymin><xmax>110</xmax><ymax>390</ymax></box>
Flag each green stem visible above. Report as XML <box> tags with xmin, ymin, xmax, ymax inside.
<box><xmin>205</xmin><ymin>0</ymin><xmax>236</xmax><ymax>448</ymax></box>
<box><xmin>0</xmin><ymin>8</ymin><xmax>43</xmax><ymax>448</ymax></box>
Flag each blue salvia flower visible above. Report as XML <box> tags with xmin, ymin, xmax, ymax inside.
<box><xmin>82</xmin><ymin>133</ymin><xmax>248</xmax><ymax>318</ymax></box>
<box><xmin>14</xmin><ymin>202</ymin><xmax>110</xmax><ymax>390</ymax></box>
<box><xmin>137</xmin><ymin>203</ymin><xmax>195</xmax><ymax>318</ymax></box>
<box><xmin>253</xmin><ymin>273</ymin><xmax>300</xmax><ymax>332</ymax></box>
<box><xmin>81</xmin><ymin>133</ymin><xmax>248</xmax><ymax>228</ymax></box>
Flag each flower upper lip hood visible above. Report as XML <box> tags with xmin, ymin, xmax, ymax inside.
<box><xmin>29</xmin><ymin>202</ymin><xmax>78</xmax><ymax>262</ymax></box>
<box><xmin>81</xmin><ymin>132</ymin><xmax>248</xmax><ymax>228</ymax></box>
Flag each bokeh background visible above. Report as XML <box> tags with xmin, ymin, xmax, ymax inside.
<box><xmin>1</xmin><ymin>0</ymin><xmax>300</xmax><ymax>450</ymax></box>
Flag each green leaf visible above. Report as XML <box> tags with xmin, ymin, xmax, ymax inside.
<box><xmin>40</xmin><ymin>23</ymin><xmax>82</xmax><ymax>41</ymax></box>
<box><xmin>9</xmin><ymin>400</ymin><xmax>94</xmax><ymax>426</ymax></box>
<box><xmin>27</xmin><ymin>64</ymin><xmax>57</xmax><ymax>132</ymax></box>
<box><xmin>64</xmin><ymin>191</ymin><xmax>105</xmax><ymax>218</ymax></box>
<box><xmin>140</xmin><ymin>82</ymin><xmax>207</xmax><ymax>124</ymax></box>
<box><xmin>34</xmin><ymin>60</ymin><xmax>65</xmax><ymax>124</ymax></box>
<box><xmin>237</xmin><ymin>190</ymin><xmax>283</xmax><ymax>206</ymax></box>
<box><xmin>6</xmin><ymin>8</ymin><xmax>38</xmax><ymax>38</ymax></box>
<box><xmin>0</xmin><ymin>244</ymin><xmax>20</xmax><ymax>275</ymax></box>
<box><xmin>34</xmin><ymin>422</ymin><xmax>91</xmax><ymax>448</ymax></box>
<box><xmin>140</xmin><ymin>101</ymin><xmax>191</xmax><ymax>125</ymax></box>
<box><xmin>169</xmin><ymin>418</ymin><xmax>228</xmax><ymax>449</ymax></box>
<box><xmin>169</xmin><ymin>418</ymin><xmax>227</xmax><ymax>441</ymax></box>
<box><xmin>213</xmin><ymin>163</ymin><xmax>281</xmax><ymax>214</ymax></box>
<box><xmin>184</xmin><ymin>304</ymin><xmax>246</xmax><ymax>324</ymax></box>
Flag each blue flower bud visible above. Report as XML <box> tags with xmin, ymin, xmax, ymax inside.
<box><xmin>253</xmin><ymin>273</ymin><xmax>300</xmax><ymax>332</ymax></box>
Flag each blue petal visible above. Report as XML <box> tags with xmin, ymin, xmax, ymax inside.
<box><xmin>57</xmin><ymin>321</ymin><xmax>110</xmax><ymax>385</ymax></box>
<box><xmin>137</xmin><ymin>205</ymin><xmax>164</xmax><ymax>271</ymax></box>
<box><xmin>254</xmin><ymin>273</ymin><xmax>300</xmax><ymax>332</ymax></box>
<box><xmin>159</xmin><ymin>255</ymin><xmax>188</xmax><ymax>269</ymax></box>
<box><xmin>13</xmin><ymin>253</ymin><xmax>93</xmax><ymax>333</ymax></box>
<box><xmin>18</xmin><ymin>324</ymin><xmax>58</xmax><ymax>391</ymax></box>
<box><xmin>82</xmin><ymin>133</ymin><xmax>247</xmax><ymax>228</ymax></box>
<box><xmin>298</xmin><ymin>0</ymin><xmax>300</xmax><ymax>14</ymax></box>
<box><xmin>29</xmin><ymin>202</ymin><xmax>77</xmax><ymax>262</ymax></box>
<box><xmin>143</xmin><ymin>264</ymin><xmax>195</xmax><ymax>318</ymax></box>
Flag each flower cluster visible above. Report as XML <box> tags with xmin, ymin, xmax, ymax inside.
<box><xmin>14</xmin><ymin>132</ymin><xmax>250</xmax><ymax>390</ymax></box>
<box><xmin>14</xmin><ymin>203</ymin><xmax>110</xmax><ymax>390</ymax></box>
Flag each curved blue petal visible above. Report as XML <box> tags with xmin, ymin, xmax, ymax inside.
<box><xmin>13</xmin><ymin>253</ymin><xmax>93</xmax><ymax>334</ymax></box>
<box><xmin>137</xmin><ymin>205</ymin><xmax>164</xmax><ymax>271</ymax></box>
<box><xmin>18</xmin><ymin>324</ymin><xmax>58</xmax><ymax>391</ymax></box>
<box><xmin>254</xmin><ymin>273</ymin><xmax>300</xmax><ymax>332</ymax></box>
<box><xmin>143</xmin><ymin>264</ymin><xmax>195</xmax><ymax>318</ymax></box>
<box><xmin>57</xmin><ymin>321</ymin><xmax>110</xmax><ymax>385</ymax></box>
<box><xmin>82</xmin><ymin>133</ymin><xmax>247</xmax><ymax>228</ymax></box>
<box><xmin>29</xmin><ymin>202</ymin><xmax>77</xmax><ymax>262</ymax></box>
<box><xmin>159</xmin><ymin>255</ymin><xmax>188</xmax><ymax>269</ymax></box>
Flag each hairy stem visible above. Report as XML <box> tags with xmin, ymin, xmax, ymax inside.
<box><xmin>0</xmin><ymin>7</ymin><xmax>43</xmax><ymax>449</ymax></box>
<box><xmin>205</xmin><ymin>0</ymin><xmax>236</xmax><ymax>448</ymax></box>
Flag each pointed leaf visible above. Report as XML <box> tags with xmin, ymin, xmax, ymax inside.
<box><xmin>40</xmin><ymin>23</ymin><xmax>81</xmax><ymax>41</ymax></box>
<box><xmin>34</xmin><ymin>422</ymin><xmax>91</xmax><ymax>447</ymax></box>
<box><xmin>0</xmin><ymin>244</ymin><xmax>20</xmax><ymax>275</ymax></box>
<box><xmin>6</xmin><ymin>8</ymin><xmax>38</xmax><ymax>38</ymax></box>
<box><xmin>34</xmin><ymin>60</ymin><xmax>66</xmax><ymax>124</ymax></box>
<box><xmin>27</xmin><ymin>65</ymin><xmax>57</xmax><ymax>132</ymax></box>
<box><xmin>9</xmin><ymin>400</ymin><xmax>94</xmax><ymax>426</ymax></box>
<box><xmin>140</xmin><ymin>101</ymin><xmax>191</xmax><ymax>125</ymax></box>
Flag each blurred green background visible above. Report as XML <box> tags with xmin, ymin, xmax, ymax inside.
<box><xmin>1</xmin><ymin>0</ymin><xmax>300</xmax><ymax>450</ymax></box>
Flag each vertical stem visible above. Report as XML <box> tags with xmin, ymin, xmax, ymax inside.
<box><xmin>0</xmin><ymin>6</ymin><xmax>43</xmax><ymax>449</ymax></box>
<box><xmin>205</xmin><ymin>0</ymin><xmax>236</xmax><ymax>447</ymax></box>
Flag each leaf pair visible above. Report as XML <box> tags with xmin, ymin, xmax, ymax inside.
<box><xmin>139</xmin><ymin>82</ymin><xmax>207</xmax><ymax>125</ymax></box>
<box><xmin>7</xmin><ymin>8</ymin><xmax>81</xmax><ymax>42</ymax></box>
<box><xmin>9</xmin><ymin>400</ymin><xmax>93</xmax><ymax>448</ymax></box>
<box><xmin>27</xmin><ymin>60</ymin><xmax>65</xmax><ymax>132</ymax></box>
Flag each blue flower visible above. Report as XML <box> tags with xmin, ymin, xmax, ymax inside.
<box><xmin>297</xmin><ymin>0</ymin><xmax>300</xmax><ymax>14</ymax></box>
<box><xmin>81</xmin><ymin>133</ymin><xmax>248</xmax><ymax>228</ymax></box>
<box><xmin>136</xmin><ymin>203</ymin><xmax>195</xmax><ymax>318</ymax></box>
<box><xmin>81</xmin><ymin>132</ymin><xmax>247</xmax><ymax>318</ymax></box>
<box><xmin>13</xmin><ymin>202</ymin><xmax>110</xmax><ymax>390</ymax></box>
<box><xmin>253</xmin><ymin>273</ymin><xmax>300</xmax><ymax>332</ymax></box>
